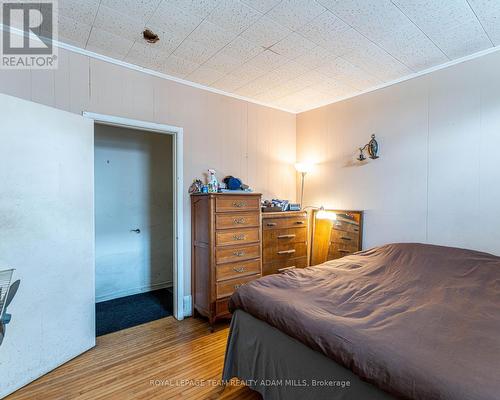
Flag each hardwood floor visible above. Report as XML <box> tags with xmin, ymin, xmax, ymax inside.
<box><xmin>6</xmin><ymin>317</ymin><xmax>261</xmax><ymax>400</ymax></box>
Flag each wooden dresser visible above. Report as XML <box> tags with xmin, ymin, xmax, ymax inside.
<box><xmin>262</xmin><ymin>211</ymin><xmax>308</xmax><ymax>275</ymax></box>
<box><xmin>310</xmin><ymin>210</ymin><xmax>363</xmax><ymax>266</ymax></box>
<box><xmin>191</xmin><ymin>193</ymin><xmax>262</xmax><ymax>329</ymax></box>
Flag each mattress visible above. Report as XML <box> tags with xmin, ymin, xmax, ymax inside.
<box><xmin>227</xmin><ymin>243</ymin><xmax>500</xmax><ymax>400</ymax></box>
<box><xmin>223</xmin><ymin>309</ymin><xmax>395</xmax><ymax>399</ymax></box>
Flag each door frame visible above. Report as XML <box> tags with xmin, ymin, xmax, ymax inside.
<box><xmin>83</xmin><ymin>112</ymin><xmax>185</xmax><ymax>320</ymax></box>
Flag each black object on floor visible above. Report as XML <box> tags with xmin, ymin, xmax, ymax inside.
<box><xmin>96</xmin><ymin>288</ymin><xmax>173</xmax><ymax>336</ymax></box>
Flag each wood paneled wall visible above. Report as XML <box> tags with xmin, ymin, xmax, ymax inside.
<box><xmin>297</xmin><ymin>50</ymin><xmax>500</xmax><ymax>256</ymax></box>
<box><xmin>0</xmin><ymin>48</ymin><xmax>297</xmax><ymax>295</ymax></box>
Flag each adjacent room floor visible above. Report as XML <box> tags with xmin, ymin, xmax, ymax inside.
<box><xmin>6</xmin><ymin>317</ymin><xmax>260</xmax><ymax>400</ymax></box>
<box><xmin>95</xmin><ymin>288</ymin><xmax>173</xmax><ymax>336</ymax></box>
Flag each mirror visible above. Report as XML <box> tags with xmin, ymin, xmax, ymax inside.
<box><xmin>310</xmin><ymin>210</ymin><xmax>363</xmax><ymax>266</ymax></box>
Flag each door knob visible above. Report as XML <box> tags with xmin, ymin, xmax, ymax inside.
<box><xmin>130</xmin><ymin>229</ymin><xmax>141</xmax><ymax>234</ymax></box>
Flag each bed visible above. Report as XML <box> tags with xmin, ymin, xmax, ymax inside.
<box><xmin>222</xmin><ymin>243</ymin><xmax>500</xmax><ymax>400</ymax></box>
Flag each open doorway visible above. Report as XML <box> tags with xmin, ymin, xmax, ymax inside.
<box><xmin>94</xmin><ymin>124</ymin><xmax>174</xmax><ymax>336</ymax></box>
<box><xmin>84</xmin><ymin>112</ymin><xmax>184</xmax><ymax>337</ymax></box>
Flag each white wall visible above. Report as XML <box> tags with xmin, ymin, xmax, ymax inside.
<box><xmin>297</xmin><ymin>50</ymin><xmax>500</xmax><ymax>256</ymax></box>
<box><xmin>0</xmin><ymin>94</ymin><xmax>94</xmax><ymax>397</ymax></box>
<box><xmin>0</xmin><ymin>47</ymin><xmax>297</xmax><ymax>297</ymax></box>
<box><xmin>94</xmin><ymin>125</ymin><xmax>173</xmax><ymax>302</ymax></box>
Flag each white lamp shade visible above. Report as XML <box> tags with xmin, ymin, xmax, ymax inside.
<box><xmin>295</xmin><ymin>162</ymin><xmax>314</xmax><ymax>173</ymax></box>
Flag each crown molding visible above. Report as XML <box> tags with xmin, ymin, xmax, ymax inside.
<box><xmin>2</xmin><ymin>23</ymin><xmax>500</xmax><ymax>116</ymax></box>
<box><xmin>0</xmin><ymin>23</ymin><xmax>295</xmax><ymax>114</ymax></box>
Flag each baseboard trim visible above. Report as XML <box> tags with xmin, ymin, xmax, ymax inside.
<box><xmin>183</xmin><ymin>295</ymin><xmax>192</xmax><ymax>318</ymax></box>
<box><xmin>96</xmin><ymin>281</ymin><xmax>173</xmax><ymax>303</ymax></box>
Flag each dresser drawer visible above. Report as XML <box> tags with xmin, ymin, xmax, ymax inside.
<box><xmin>328</xmin><ymin>246</ymin><xmax>357</xmax><ymax>260</ymax></box>
<box><xmin>216</xmin><ymin>274</ymin><xmax>259</xmax><ymax>299</ymax></box>
<box><xmin>216</xmin><ymin>259</ymin><xmax>261</xmax><ymax>282</ymax></box>
<box><xmin>216</xmin><ymin>227</ymin><xmax>260</xmax><ymax>246</ymax></box>
<box><xmin>330</xmin><ymin>228</ymin><xmax>359</xmax><ymax>246</ymax></box>
<box><xmin>263</xmin><ymin>216</ymin><xmax>307</xmax><ymax>230</ymax></box>
<box><xmin>332</xmin><ymin>219</ymin><xmax>360</xmax><ymax>234</ymax></box>
<box><xmin>216</xmin><ymin>196</ymin><xmax>260</xmax><ymax>212</ymax></box>
<box><xmin>264</xmin><ymin>242</ymin><xmax>308</xmax><ymax>263</ymax></box>
<box><xmin>216</xmin><ymin>212</ymin><xmax>260</xmax><ymax>230</ymax></box>
<box><xmin>263</xmin><ymin>256</ymin><xmax>308</xmax><ymax>276</ymax></box>
<box><xmin>263</xmin><ymin>227</ymin><xmax>307</xmax><ymax>245</ymax></box>
<box><xmin>216</xmin><ymin>244</ymin><xmax>260</xmax><ymax>264</ymax></box>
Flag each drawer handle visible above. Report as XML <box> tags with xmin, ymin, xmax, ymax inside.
<box><xmin>340</xmin><ymin>236</ymin><xmax>352</xmax><ymax>241</ymax></box>
<box><xmin>233</xmin><ymin>266</ymin><xmax>245</xmax><ymax>273</ymax></box>
<box><xmin>277</xmin><ymin>234</ymin><xmax>295</xmax><ymax>239</ymax></box>
<box><xmin>233</xmin><ymin>251</ymin><xmax>245</xmax><ymax>257</ymax></box>
<box><xmin>233</xmin><ymin>218</ymin><xmax>246</xmax><ymax>224</ymax></box>
<box><xmin>277</xmin><ymin>249</ymin><xmax>296</xmax><ymax>255</ymax></box>
<box><xmin>234</xmin><ymin>284</ymin><xmax>243</xmax><ymax>289</ymax></box>
<box><xmin>339</xmin><ymin>249</ymin><xmax>350</xmax><ymax>253</ymax></box>
<box><xmin>278</xmin><ymin>266</ymin><xmax>296</xmax><ymax>273</ymax></box>
<box><xmin>232</xmin><ymin>201</ymin><xmax>247</xmax><ymax>208</ymax></box>
<box><xmin>233</xmin><ymin>234</ymin><xmax>246</xmax><ymax>241</ymax></box>
<box><xmin>267</xmin><ymin>222</ymin><xmax>277</xmax><ymax>227</ymax></box>
<box><xmin>295</xmin><ymin>221</ymin><xmax>305</xmax><ymax>225</ymax></box>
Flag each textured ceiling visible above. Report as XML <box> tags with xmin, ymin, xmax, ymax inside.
<box><xmin>54</xmin><ymin>0</ymin><xmax>500</xmax><ymax>113</ymax></box>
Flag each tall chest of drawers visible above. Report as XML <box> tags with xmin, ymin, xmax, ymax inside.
<box><xmin>191</xmin><ymin>193</ymin><xmax>262</xmax><ymax>329</ymax></box>
<box><xmin>262</xmin><ymin>211</ymin><xmax>308</xmax><ymax>275</ymax></box>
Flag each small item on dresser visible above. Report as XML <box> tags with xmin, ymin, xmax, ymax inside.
<box><xmin>223</xmin><ymin>176</ymin><xmax>242</xmax><ymax>190</ymax></box>
<box><xmin>279</xmin><ymin>200</ymin><xmax>289</xmax><ymax>211</ymax></box>
<box><xmin>262</xmin><ymin>200</ymin><xmax>282</xmax><ymax>212</ymax></box>
<box><xmin>262</xmin><ymin>199</ymin><xmax>293</xmax><ymax>212</ymax></box>
<box><xmin>188</xmin><ymin>179</ymin><xmax>203</xmax><ymax>194</ymax></box>
<box><xmin>262</xmin><ymin>206</ymin><xmax>282</xmax><ymax>212</ymax></box>
<box><xmin>220</xmin><ymin>176</ymin><xmax>252</xmax><ymax>192</ymax></box>
<box><xmin>207</xmin><ymin>169</ymin><xmax>219</xmax><ymax>193</ymax></box>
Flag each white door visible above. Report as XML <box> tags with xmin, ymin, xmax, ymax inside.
<box><xmin>0</xmin><ymin>93</ymin><xmax>95</xmax><ymax>397</ymax></box>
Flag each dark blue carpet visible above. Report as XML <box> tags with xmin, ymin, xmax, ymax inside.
<box><xmin>96</xmin><ymin>288</ymin><xmax>173</xmax><ymax>336</ymax></box>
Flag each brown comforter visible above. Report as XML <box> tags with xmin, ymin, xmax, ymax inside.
<box><xmin>229</xmin><ymin>243</ymin><xmax>500</xmax><ymax>400</ymax></box>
